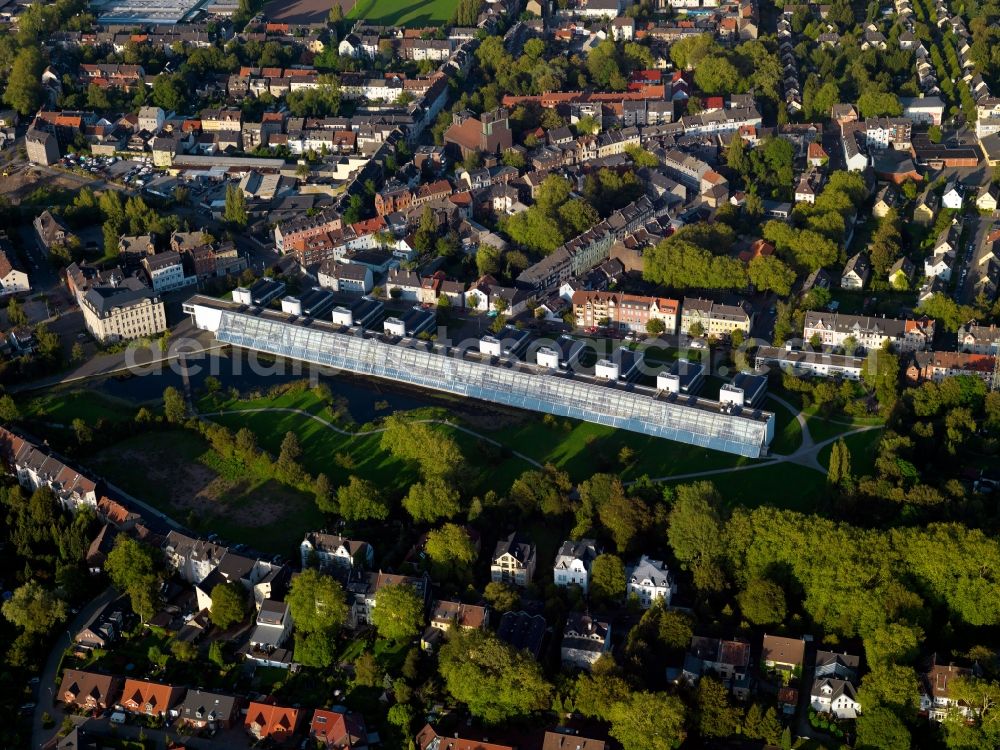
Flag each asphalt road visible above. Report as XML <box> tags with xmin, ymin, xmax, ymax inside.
<box><xmin>960</xmin><ymin>212</ymin><xmax>996</xmax><ymax>304</ymax></box>
<box><xmin>32</xmin><ymin>587</ymin><xmax>118</xmax><ymax>750</ymax></box>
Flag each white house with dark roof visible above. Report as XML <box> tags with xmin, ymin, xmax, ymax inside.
<box><xmin>300</xmin><ymin>532</ymin><xmax>373</xmax><ymax>571</ymax></box>
<box><xmin>491</xmin><ymin>532</ymin><xmax>536</xmax><ymax>587</ymax></box>
<box><xmin>553</xmin><ymin>539</ymin><xmax>599</xmax><ymax>593</ymax></box>
<box><xmin>627</xmin><ymin>555</ymin><xmax>674</xmax><ymax>608</ymax></box>
<box><xmin>810</xmin><ymin>678</ymin><xmax>861</xmax><ymax>719</ymax></box>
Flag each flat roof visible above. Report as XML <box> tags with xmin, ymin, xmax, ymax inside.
<box><xmin>185</xmin><ymin>295</ymin><xmax>775</xmax><ymax>456</ymax></box>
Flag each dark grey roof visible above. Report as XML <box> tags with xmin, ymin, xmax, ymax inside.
<box><xmin>497</xmin><ymin>610</ymin><xmax>546</xmax><ymax>658</ymax></box>
<box><xmin>82</xmin><ymin>278</ymin><xmax>156</xmax><ymax>318</ymax></box>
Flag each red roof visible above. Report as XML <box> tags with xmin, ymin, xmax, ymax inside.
<box><xmin>245</xmin><ymin>701</ymin><xmax>300</xmax><ymax>739</ymax></box>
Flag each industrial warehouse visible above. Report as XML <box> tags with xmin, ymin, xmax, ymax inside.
<box><xmin>184</xmin><ymin>294</ymin><xmax>776</xmax><ymax>458</ymax></box>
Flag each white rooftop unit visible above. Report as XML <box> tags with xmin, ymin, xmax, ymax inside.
<box><xmin>232</xmin><ymin>287</ymin><xmax>252</xmax><ymax>305</ymax></box>
<box><xmin>383</xmin><ymin>317</ymin><xmax>405</xmax><ymax>336</ymax></box>
<box><xmin>331</xmin><ymin>306</ymin><xmax>354</xmax><ymax>327</ymax></box>
<box><xmin>281</xmin><ymin>296</ymin><xmax>302</xmax><ymax>316</ymax></box>
<box><xmin>535</xmin><ymin>346</ymin><xmax>560</xmax><ymax>369</ymax></box>
<box><xmin>719</xmin><ymin>384</ymin><xmax>745</xmax><ymax>407</ymax></box>
<box><xmin>658</xmin><ymin>372</ymin><xmax>681</xmax><ymax>394</ymax></box>
<box><xmin>595</xmin><ymin>359</ymin><xmax>620</xmax><ymax>380</ymax></box>
<box><xmin>480</xmin><ymin>336</ymin><xmax>502</xmax><ymax>356</ymax></box>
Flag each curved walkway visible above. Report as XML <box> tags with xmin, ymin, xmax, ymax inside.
<box><xmin>201</xmin><ymin>405</ymin><xmax>883</xmax><ymax>484</ymax></box>
<box><xmin>199</xmin><ymin>406</ymin><xmax>545</xmax><ymax>469</ymax></box>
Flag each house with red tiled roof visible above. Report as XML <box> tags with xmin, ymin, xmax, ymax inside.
<box><xmin>120</xmin><ymin>679</ymin><xmax>184</xmax><ymax>718</ymax></box>
<box><xmin>245</xmin><ymin>701</ymin><xmax>302</xmax><ymax>742</ymax></box>
<box><xmin>921</xmin><ymin>661</ymin><xmax>974</xmax><ymax>721</ymax></box>
<box><xmin>739</xmin><ymin>239</ymin><xmax>775</xmax><ymax>264</ymax></box>
<box><xmin>309</xmin><ymin>708</ymin><xmax>369</xmax><ymax>748</ymax></box>
<box><xmin>58</xmin><ymin>669</ymin><xmax>122</xmax><ymax>713</ymax></box>
<box><xmin>416</xmin><ymin>724</ymin><xmax>515</xmax><ymax>750</ymax></box>
<box><xmin>422</xmin><ymin>600</ymin><xmax>489</xmax><ymax>651</ymax></box>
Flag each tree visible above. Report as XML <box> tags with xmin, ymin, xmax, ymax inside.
<box><xmin>2</xmin><ymin>581</ymin><xmax>68</xmax><ymax>634</ymax></box>
<box><xmin>287</xmin><ymin>568</ymin><xmax>348</xmax><ymax>638</ymax></box>
<box><xmin>380</xmin><ymin>416</ymin><xmax>464</xmax><ymax>480</ymax></box>
<box><xmin>748</xmin><ymin>255</ymin><xmax>796</xmax><ymax>296</ymax></box>
<box><xmin>223</xmin><ymin>184</ymin><xmax>248</xmax><ymax>228</ymax></box>
<box><xmin>277</xmin><ymin>430</ymin><xmax>303</xmax><ymax>480</ymax></box>
<box><xmin>162</xmin><ymin>386</ymin><xmax>186</xmax><ymax>423</ymax></box>
<box><xmin>928</xmin><ymin>125</ymin><xmax>943</xmax><ymax>143</ymax></box>
<box><xmin>509</xmin><ymin>464</ymin><xmax>572</xmax><ymax>516</ymax></box>
<box><xmin>575</xmin><ymin>669</ymin><xmax>632</xmax><ymax>720</ymax></box>
<box><xmin>105</xmin><ymin>536</ymin><xmax>162</xmax><ymax>621</ymax></box>
<box><xmin>857</xmin><ymin>91</ymin><xmax>903</xmax><ymax>118</ymax></box>
<box><xmin>646</xmin><ymin>318</ymin><xmax>666</xmax><ymax>336</ymax></box>
<box><xmin>4</xmin><ymin>46</ymin><xmax>44</xmax><ymax>115</ymax></box>
<box><xmin>337</xmin><ymin>476</ymin><xmax>390</xmax><ymax>521</ymax></box>
<box><xmin>737</xmin><ymin>578</ymin><xmax>787</xmax><ymax>625</ymax></box>
<box><xmin>403</xmin><ymin>477</ymin><xmax>461</xmax><ymax>523</ymax></box>
<box><xmin>827</xmin><ymin>438</ymin><xmax>852</xmax><ymax>488</ymax></box>
<box><xmin>438</xmin><ymin>629</ymin><xmax>552</xmax><ymax>723</ymax></box>
<box><xmin>150</xmin><ymin>73</ymin><xmax>187</xmax><ymax>112</ymax></box>
<box><xmin>856</xmin><ymin>707</ymin><xmax>911</xmax><ymax>750</ymax></box>
<box><xmin>590</xmin><ymin>554</ymin><xmax>626</xmax><ymax>604</ymax></box>
<box><xmin>609</xmin><ymin>692</ymin><xmax>686</xmax><ymax>750</ymax></box>
<box><xmin>425</xmin><ymin>523</ymin><xmax>477</xmax><ymax>580</ymax></box>
<box><xmin>484</xmin><ymin>581</ymin><xmax>520</xmax><ymax>612</ymax></box>
<box><xmin>372</xmin><ymin>582</ymin><xmax>425</xmax><ymax>641</ymax></box>
<box><xmin>353</xmin><ymin>651</ymin><xmax>382</xmax><ymax>687</ymax></box>
<box><xmin>476</xmin><ymin>244</ymin><xmax>503</xmax><ymax>278</ymax></box>
<box><xmin>667</xmin><ymin>482</ymin><xmax>725</xmax><ymax>591</ymax></box>
<box><xmin>0</xmin><ymin>393</ymin><xmax>20</xmax><ymax>424</ymax></box>
<box><xmin>209</xmin><ymin>582</ymin><xmax>248</xmax><ymax>630</ymax></box>
<box><xmin>170</xmin><ymin>638</ymin><xmax>197</xmax><ymax>662</ymax></box>
<box><xmin>696</xmin><ymin>677</ymin><xmax>743</xmax><ymax>738</ymax></box>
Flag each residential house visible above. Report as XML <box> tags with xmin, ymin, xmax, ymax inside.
<box><xmin>491</xmin><ymin>532</ymin><xmax>537</xmax><ymax>587</ymax></box>
<box><xmin>977</xmin><ymin>183</ymin><xmax>999</xmax><ymax>212</ymax></box>
<box><xmin>386</xmin><ymin>268</ymin><xmax>422</xmax><ymax>301</ymax></box>
<box><xmin>761</xmin><ymin>634</ymin><xmax>806</xmax><ymax>674</ymax></box>
<box><xmin>422</xmin><ymin>599</ymin><xmax>489</xmax><ymax>651</ymax></box>
<box><xmin>177</xmin><ymin>690</ymin><xmax>240</xmax><ymax>730</ymax></box>
<box><xmin>872</xmin><ymin>184</ymin><xmax>898</xmax><ymax>218</ymax></box>
<box><xmin>416</xmin><ymin>725</ymin><xmax>515</xmax><ymax>750</ymax></box>
<box><xmin>357</xmin><ymin>571</ymin><xmax>431</xmax><ymax>629</ymax></box>
<box><xmin>682</xmin><ymin>636</ymin><xmax>752</xmax><ymax>698</ymax></box>
<box><xmin>120</xmin><ymin>679</ymin><xmax>184</xmax><ymax>719</ymax></box>
<box><xmin>246</xmin><ymin>599</ymin><xmax>295</xmax><ymax>668</ymax></box>
<box><xmin>318</xmin><ymin>260</ymin><xmax>375</xmax><ymax>295</ymax></box>
<box><xmin>143</xmin><ymin>251</ymin><xmax>193</xmax><ymax>292</ymax></box>
<box><xmin>957</xmin><ymin>322</ymin><xmax>1000</xmax><ymax>354</ymax></box>
<box><xmin>194</xmin><ymin>550</ymin><xmax>261</xmax><ymax>612</ymax></box>
<box><xmin>841</xmin><ymin>252</ymin><xmax>871</xmax><ymax>289</ymax></box>
<box><xmin>0</xmin><ymin>249</ymin><xmax>30</xmax><ymax>296</ymax></box>
<box><xmin>921</xmin><ymin>661</ymin><xmax>974</xmax><ymax>722</ymax></box>
<box><xmin>560</xmin><ymin>612</ymin><xmax>611</xmax><ymax>671</ymax></box>
<box><xmin>627</xmin><ymin>555</ymin><xmax>673</xmax><ymax>608</ymax></box>
<box><xmin>942</xmin><ymin>181</ymin><xmax>964</xmax><ymax>209</ymax></box>
<box><xmin>541</xmin><ymin>731</ymin><xmax>606</xmax><ymax>750</ymax></box>
<box><xmin>914</xmin><ymin>188</ymin><xmax>939</xmax><ymax>225</ymax></box>
<box><xmin>815</xmin><ymin>650</ymin><xmax>860</xmax><ymax>680</ymax></box>
<box><xmin>57</xmin><ymin>670</ymin><xmax>122</xmax><ymax>713</ymax></box>
<box><xmin>75</xmin><ymin>597</ymin><xmax>129</xmax><ymax>648</ymax></box>
<box><xmin>497</xmin><ymin>610</ymin><xmax>547</xmax><ymax>659</ymax></box>
<box><xmin>907</xmin><ymin>350</ymin><xmax>996</xmax><ymax>387</ymax></box>
<box><xmin>162</xmin><ymin>531</ymin><xmax>227</xmax><ymax>584</ymax></box>
<box><xmin>300</xmin><ymin>532</ymin><xmax>373</xmax><ymax>572</ymax></box>
<box><xmin>888</xmin><ymin>256</ymin><xmax>915</xmax><ymax>288</ymax></box>
<box><xmin>553</xmin><ymin>539</ymin><xmax>600</xmax><ymax>593</ymax></box>
<box><xmin>310</xmin><ymin>708</ymin><xmax>369</xmax><ymax>749</ymax></box>
<box><xmin>245</xmin><ymin>701</ymin><xmax>302</xmax><ymax>742</ymax></box>
<box><xmin>755</xmin><ymin>345</ymin><xmax>866</xmax><ymax>380</ymax></box>
<box><xmin>34</xmin><ymin>210</ymin><xmax>76</xmax><ymax>251</ymax></box>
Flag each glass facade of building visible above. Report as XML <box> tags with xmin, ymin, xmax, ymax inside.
<box><xmin>201</xmin><ymin>304</ymin><xmax>774</xmax><ymax>458</ymax></box>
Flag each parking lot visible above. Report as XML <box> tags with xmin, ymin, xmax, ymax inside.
<box><xmin>59</xmin><ymin>153</ymin><xmax>157</xmax><ymax>188</ymax></box>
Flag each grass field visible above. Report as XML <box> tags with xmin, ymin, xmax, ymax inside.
<box><xmin>347</xmin><ymin>0</ymin><xmax>458</xmax><ymax>26</ymax></box>
<box><xmin>24</xmin><ymin>389</ymin><xmax>144</xmax><ymax>426</ymax></box>
<box><xmin>89</xmin><ymin>429</ymin><xmax>322</xmax><ymax>555</ymax></box>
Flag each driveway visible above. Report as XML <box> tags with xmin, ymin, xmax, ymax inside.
<box><xmin>33</xmin><ymin>587</ymin><xmax>118</xmax><ymax>750</ymax></box>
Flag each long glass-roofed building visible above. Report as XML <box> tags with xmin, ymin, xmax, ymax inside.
<box><xmin>184</xmin><ymin>295</ymin><xmax>774</xmax><ymax>458</ymax></box>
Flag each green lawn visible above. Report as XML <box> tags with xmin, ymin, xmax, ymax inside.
<box><xmin>805</xmin><ymin>410</ymin><xmax>884</xmax><ymax>446</ymax></box>
<box><xmin>24</xmin><ymin>389</ymin><xmax>143</xmax><ymax>426</ymax></box>
<box><xmin>662</xmin><ymin>461</ymin><xmax>828</xmax><ymax>513</ymax></box>
<box><xmin>817</xmin><ymin>428</ymin><xmax>883</xmax><ymax>477</ymax></box>
<box><xmin>88</xmin><ymin>429</ymin><xmax>322</xmax><ymax>555</ymax></box>
<box><xmin>347</xmin><ymin>0</ymin><xmax>458</xmax><ymax>26</ymax></box>
<box><xmin>765</xmin><ymin>396</ymin><xmax>803</xmax><ymax>456</ymax></box>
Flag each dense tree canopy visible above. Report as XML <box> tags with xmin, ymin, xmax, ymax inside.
<box><xmin>372</xmin><ymin>582</ymin><xmax>425</xmax><ymax>641</ymax></box>
<box><xmin>438</xmin><ymin>629</ymin><xmax>552</xmax><ymax>723</ymax></box>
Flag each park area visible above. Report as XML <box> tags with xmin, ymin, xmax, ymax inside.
<box><xmin>22</xmin><ymin>374</ymin><xmax>882</xmax><ymax>557</ymax></box>
<box><xmin>264</xmin><ymin>0</ymin><xmax>457</xmax><ymax>25</ymax></box>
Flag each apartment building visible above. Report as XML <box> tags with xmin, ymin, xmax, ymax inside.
<box><xmin>802</xmin><ymin>312</ymin><xmax>933</xmax><ymax>353</ymax></box>
<box><xmin>572</xmin><ymin>291</ymin><xmax>679</xmax><ymax>333</ymax></box>
<box><xmin>680</xmin><ymin>297</ymin><xmax>753</xmax><ymax>337</ymax></box>
<box><xmin>80</xmin><ymin>278</ymin><xmax>167</xmax><ymax>343</ymax></box>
